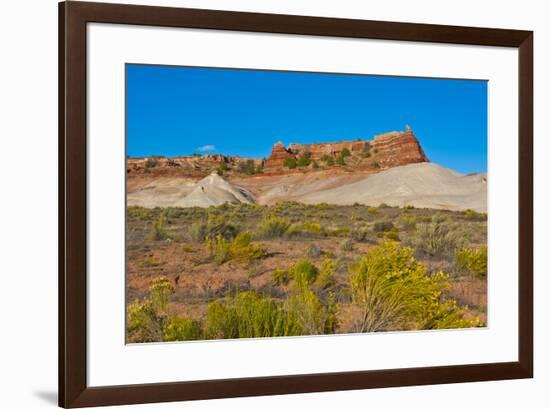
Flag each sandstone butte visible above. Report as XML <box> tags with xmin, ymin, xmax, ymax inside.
<box><xmin>263</xmin><ymin>125</ymin><xmax>428</xmax><ymax>171</ymax></box>
<box><xmin>126</xmin><ymin>126</ymin><xmax>429</xmax><ymax>175</ymax></box>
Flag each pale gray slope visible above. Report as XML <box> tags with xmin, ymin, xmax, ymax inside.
<box><xmin>296</xmin><ymin>162</ymin><xmax>487</xmax><ymax>212</ymax></box>
<box><xmin>127</xmin><ymin>172</ymin><xmax>254</xmax><ymax>208</ymax></box>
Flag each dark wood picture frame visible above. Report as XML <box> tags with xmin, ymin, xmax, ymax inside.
<box><xmin>59</xmin><ymin>1</ymin><xmax>533</xmax><ymax>407</ymax></box>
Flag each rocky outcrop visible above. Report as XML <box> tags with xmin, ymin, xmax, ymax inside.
<box><xmin>370</xmin><ymin>126</ymin><xmax>429</xmax><ymax>168</ymax></box>
<box><xmin>264</xmin><ymin>126</ymin><xmax>428</xmax><ymax>171</ymax></box>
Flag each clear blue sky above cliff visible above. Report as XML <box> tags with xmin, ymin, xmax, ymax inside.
<box><xmin>126</xmin><ymin>64</ymin><xmax>487</xmax><ymax>174</ymax></box>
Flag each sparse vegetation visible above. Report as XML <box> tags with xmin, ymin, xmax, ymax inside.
<box><xmin>127</xmin><ymin>202</ymin><xmax>487</xmax><ymax>342</ymax></box>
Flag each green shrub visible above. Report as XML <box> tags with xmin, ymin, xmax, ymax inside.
<box><xmin>229</xmin><ymin>231</ymin><xmax>267</xmax><ymax>263</ymax></box>
<box><xmin>206</xmin><ymin>292</ymin><xmax>303</xmax><ymax>339</ymax></box>
<box><xmin>285</xmin><ymin>221</ymin><xmax>323</xmax><ymax>238</ymax></box>
<box><xmin>297</xmin><ymin>152</ymin><xmax>312</xmax><ymax>167</ymax></box>
<box><xmin>348</xmin><ymin>240</ymin><xmax>473</xmax><ymax>332</ymax></box>
<box><xmin>149</xmin><ymin>276</ymin><xmax>174</xmax><ymax>313</ymax></box>
<box><xmin>455</xmin><ymin>245</ymin><xmax>488</xmax><ymax>278</ymax></box>
<box><xmin>411</xmin><ymin>222</ymin><xmax>463</xmax><ymax>258</ymax></box>
<box><xmin>463</xmin><ymin>209</ymin><xmax>486</xmax><ymax>221</ymax></box>
<box><xmin>285</xmin><ymin>289</ymin><xmax>337</xmax><ymax>335</ymax></box>
<box><xmin>335</xmin><ymin>154</ymin><xmax>345</xmax><ymax>165</ymax></box>
<box><xmin>315</xmin><ymin>258</ymin><xmax>336</xmax><ymax>290</ymax></box>
<box><xmin>127</xmin><ymin>276</ymin><xmax>174</xmax><ymax>343</ymax></box>
<box><xmin>367</xmin><ymin>206</ymin><xmax>378</xmax><ymax>215</ymax></box>
<box><xmin>239</xmin><ymin>159</ymin><xmax>256</xmax><ymax>175</ymax></box>
<box><xmin>128</xmin><ymin>206</ymin><xmax>155</xmax><ymax>221</ymax></box>
<box><xmin>206</xmin><ymin>232</ymin><xmax>266</xmax><ymax>265</ymax></box>
<box><xmin>385</xmin><ymin>228</ymin><xmax>400</xmax><ymax>241</ymax></box>
<box><xmin>320</xmin><ymin>154</ymin><xmax>334</xmax><ymax>166</ymax></box>
<box><xmin>258</xmin><ymin>216</ymin><xmax>291</xmax><ymax>238</ymax></box>
<box><xmin>291</xmin><ymin>259</ymin><xmax>319</xmax><ymax>289</ymax></box>
<box><xmin>149</xmin><ymin>212</ymin><xmax>168</xmax><ymax>240</ymax></box>
<box><xmin>163</xmin><ymin>316</ymin><xmax>202</xmax><ymax>341</ymax></box>
<box><xmin>127</xmin><ymin>299</ymin><xmax>163</xmax><ymax>343</ymax></box>
<box><xmin>272</xmin><ymin>268</ymin><xmax>290</xmax><ymax>286</ymax></box>
<box><xmin>188</xmin><ymin>215</ymin><xmax>238</xmax><ymax>242</ymax></box>
<box><xmin>340</xmin><ymin>148</ymin><xmax>351</xmax><ymax>158</ymax></box>
<box><xmin>399</xmin><ymin>213</ymin><xmax>417</xmax><ymax>230</ymax></box>
<box><xmin>283</xmin><ymin>157</ymin><xmax>297</xmax><ymax>169</ymax></box>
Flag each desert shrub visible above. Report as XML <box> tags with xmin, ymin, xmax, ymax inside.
<box><xmin>305</xmin><ymin>243</ymin><xmax>322</xmax><ymax>258</ymax></box>
<box><xmin>463</xmin><ymin>209</ymin><xmax>486</xmax><ymax>221</ymax></box>
<box><xmin>285</xmin><ymin>221</ymin><xmax>323</xmax><ymax>238</ymax></box>
<box><xmin>297</xmin><ymin>152</ymin><xmax>312</xmax><ymax>167</ymax></box>
<box><xmin>455</xmin><ymin>245</ymin><xmax>488</xmax><ymax>278</ymax></box>
<box><xmin>335</xmin><ymin>154</ymin><xmax>345</xmax><ymax>165</ymax></box>
<box><xmin>258</xmin><ymin>216</ymin><xmax>291</xmax><ymax>238</ymax></box>
<box><xmin>348</xmin><ymin>240</ymin><xmax>473</xmax><ymax>332</ymax></box>
<box><xmin>367</xmin><ymin>206</ymin><xmax>378</xmax><ymax>215</ymax></box>
<box><xmin>188</xmin><ymin>215</ymin><xmax>238</xmax><ymax>242</ymax></box>
<box><xmin>127</xmin><ymin>276</ymin><xmax>174</xmax><ymax>343</ymax></box>
<box><xmin>372</xmin><ymin>161</ymin><xmax>380</xmax><ymax>169</ymax></box>
<box><xmin>283</xmin><ymin>157</ymin><xmax>297</xmax><ymax>169</ymax></box>
<box><xmin>350</xmin><ymin>226</ymin><xmax>369</xmax><ymax>242</ymax></box>
<box><xmin>256</xmin><ymin>163</ymin><xmax>264</xmax><ymax>174</ymax></box>
<box><xmin>205</xmin><ymin>292</ymin><xmax>303</xmax><ymax>339</ymax></box>
<box><xmin>411</xmin><ymin>222</ymin><xmax>463</xmax><ymax>258</ymax></box>
<box><xmin>149</xmin><ymin>212</ymin><xmax>168</xmax><ymax>240</ymax></box>
<box><xmin>137</xmin><ymin>254</ymin><xmax>162</xmax><ymax>267</ymax></box>
<box><xmin>127</xmin><ymin>299</ymin><xmax>164</xmax><ymax>343</ymax></box>
<box><xmin>163</xmin><ymin>316</ymin><xmax>202</xmax><ymax>341</ymax></box>
<box><xmin>144</xmin><ymin>157</ymin><xmax>159</xmax><ymax>170</ymax></box>
<box><xmin>373</xmin><ymin>221</ymin><xmax>394</xmax><ymax>232</ymax></box>
<box><xmin>272</xmin><ymin>268</ymin><xmax>290</xmax><ymax>286</ymax></box>
<box><xmin>340</xmin><ymin>148</ymin><xmax>351</xmax><ymax>158</ymax></box>
<box><xmin>206</xmin><ymin>232</ymin><xmax>266</xmax><ymax>265</ymax></box>
<box><xmin>128</xmin><ymin>206</ymin><xmax>155</xmax><ymax>221</ymax></box>
<box><xmin>315</xmin><ymin>258</ymin><xmax>336</xmax><ymax>290</ymax></box>
<box><xmin>312</xmin><ymin>160</ymin><xmax>319</xmax><ymax>169</ymax></box>
<box><xmin>149</xmin><ymin>276</ymin><xmax>174</xmax><ymax>313</ymax></box>
<box><xmin>285</xmin><ymin>290</ymin><xmax>337</xmax><ymax>335</ymax></box>
<box><xmin>206</xmin><ymin>235</ymin><xmax>231</xmax><ymax>264</ymax></box>
<box><xmin>229</xmin><ymin>231</ymin><xmax>267</xmax><ymax>263</ymax></box>
<box><xmin>385</xmin><ymin>228</ymin><xmax>400</xmax><ymax>241</ymax></box>
<box><xmin>432</xmin><ymin>214</ymin><xmax>448</xmax><ymax>223</ymax></box>
<box><xmin>399</xmin><ymin>213</ymin><xmax>417</xmax><ymax>230</ymax></box>
<box><xmin>320</xmin><ymin>154</ymin><xmax>334</xmax><ymax>166</ymax></box>
<box><xmin>341</xmin><ymin>239</ymin><xmax>353</xmax><ymax>251</ymax></box>
<box><xmin>291</xmin><ymin>259</ymin><xmax>319</xmax><ymax>289</ymax></box>
<box><xmin>239</xmin><ymin>159</ymin><xmax>256</xmax><ymax>175</ymax></box>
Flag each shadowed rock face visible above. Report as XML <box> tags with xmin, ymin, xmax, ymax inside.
<box><xmin>263</xmin><ymin>126</ymin><xmax>428</xmax><ymax>171</ymax></box>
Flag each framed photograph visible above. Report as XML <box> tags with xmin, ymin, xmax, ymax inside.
<box><xmin>59</xmin><ymin>1</ymin><xmax>533</xmax><ymax>407</ymax></box>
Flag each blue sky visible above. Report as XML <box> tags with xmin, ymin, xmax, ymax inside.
<box><xmin>126</xmin><ymin>64</ymin><xmax>487</xmax><ymax>174</ymax></box>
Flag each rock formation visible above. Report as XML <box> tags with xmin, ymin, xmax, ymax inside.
<box><xmin>263</xmin><ymin>126</ymin><xmax>428</xmax><ymax>171</ymax></box>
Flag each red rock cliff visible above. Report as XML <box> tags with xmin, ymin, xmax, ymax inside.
<box><xmin>264</xmin><ymin>126</ymin><xmax>428</xmax><ymax>171</ymax></box>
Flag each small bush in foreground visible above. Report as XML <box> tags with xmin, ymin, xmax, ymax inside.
<box><xmin>455</xmin><ymin>245</ymin><xmax>488</xmax><ymax>278</ymax></box>
<box><xmin>272</xmin><ymin>268</ymin><xmax>290</xmax><ymax>286</ymax></box>
<box><xmin>291</xmin><ymin>259</ymin><xmax>318</xmax><ymax>289</ymax></box>
<box><xmin>348</xmin><ymin>240</ymin><xmax>474</xmax><ymax>332</ymax></box>
<box><xmin>206</xmin><ymin>231</ymin><xmax>266</xmax><ymax>265</ymax></box>
<box><xmin>258</xmin><ymin>216</ymin><xmax>291</xmax><ymax>238</ymax></box>
<box><xmin>163</xmin><ymin>316</ymin><xmax>202</xmax><ymax>341</ymax></box>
